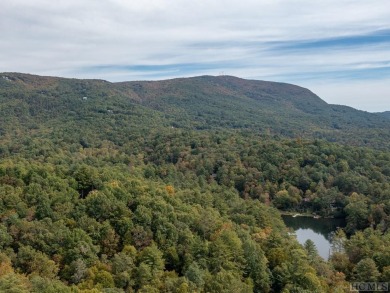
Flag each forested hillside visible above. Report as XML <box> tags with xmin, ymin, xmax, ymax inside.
<box><xmin>1</xmin><ymin>73</ymin><xmax>390</xmax><ymax>148</ymax></box>
<box><xmin>378</xmin><ymin>111</ymin><xmax>390</xmax><ymax>119</ymax></box>
<box><xmin>0</xmin><ymin>73</ymin><xmax>389</xmax><ymax>292</ymax></box>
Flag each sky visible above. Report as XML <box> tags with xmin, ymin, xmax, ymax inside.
<box><xmin>1</xmin><ymin>0</ymin><xmax>389</xmax><ymax>112</ymax></box>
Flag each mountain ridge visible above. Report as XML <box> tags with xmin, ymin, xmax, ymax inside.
<box><xmin>1</xmin><ymin>72</ymin><xmax>389</xmax><ymax>149</ymax></box>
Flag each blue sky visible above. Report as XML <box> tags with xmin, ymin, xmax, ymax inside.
<box><xmin>1</xmin><ymin>0</ymin><xmax>389</xmax><ymax>112</ymax></box>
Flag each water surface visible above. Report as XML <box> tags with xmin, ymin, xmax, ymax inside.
<box><xmin>282</xmin><ymin>215</ymin><xmax>346</xmax><ymax>259</ymax></box>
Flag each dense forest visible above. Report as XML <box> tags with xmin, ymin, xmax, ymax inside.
<box><xmin>0</xmin><ymin>73</ymin><xmax>389</xmax><ymax>292</ymax></box>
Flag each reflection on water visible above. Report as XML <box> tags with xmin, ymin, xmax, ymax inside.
<box><xmin>282</xmin><ymin>215</ymin><xmax>346</xmax><ymax>260</ymax></box>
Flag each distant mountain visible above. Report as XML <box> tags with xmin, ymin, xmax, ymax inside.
<box><xmin>117</xmin><ymin>75</ymin><xmax>390</xmax><ymax>146</ymax></box>
<box><xmin>1</xmin><ymin>73</ymin><xmax>389</xmax><ymax>149</ymax></box>
<box><xmin>377</xmin><ymin>111</ymin><xmax>390</xmax><ymax>119</ymax></box>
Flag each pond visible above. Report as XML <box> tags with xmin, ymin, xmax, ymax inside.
<box><xmin>282</xmin><ymin>215</ymin><xmax>346</xmax><ymax>260</ymax></box>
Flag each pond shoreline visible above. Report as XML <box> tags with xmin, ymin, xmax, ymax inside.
<box><xmin>279</xmin><ymin>210</ymin><xmax>342</xmax><ymax>219</ymax></box>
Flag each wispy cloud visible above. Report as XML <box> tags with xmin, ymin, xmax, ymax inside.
<box><xmin>1</xmin><ymin>0</ymin><xmax>389</xmax><ymax>111</ymax></box>
<box><xmin>270</xmin><ymin>29</ymin><xmax>390</xmax><ymax>50</ymax></box>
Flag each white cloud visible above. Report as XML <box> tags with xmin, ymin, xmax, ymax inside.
<box><xmin>0</xmin><ymin>0</ymin><xmax>389</xmax><ymax>111</ymax></box>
